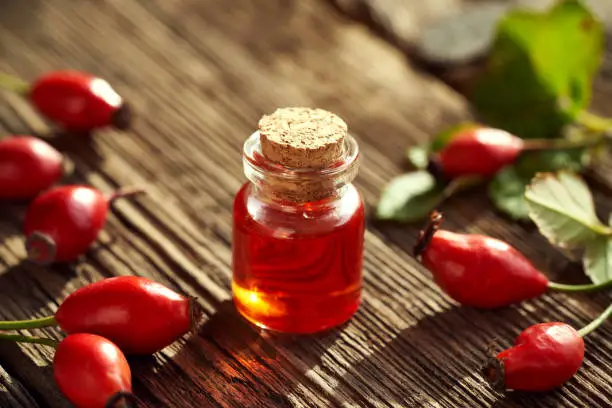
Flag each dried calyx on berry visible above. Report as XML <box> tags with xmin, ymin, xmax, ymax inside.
<box><xmin>482</xmin><ymin>304</ymin><xmax>612</xmax><ymax>394</ymax></box>
<box><xmin>414</xmin><ymin>211</ymin><xmax>612</xmax><ymax>308</ymax></box>
<box><xmin>24</xmin><ymin>186</ymin><xmax>145</xmax><ymax>265</ymax></box>
<box><xmin>414</xmin><ymin>211</ymin><xmax>550</xmax><ymax>308</ymax></box>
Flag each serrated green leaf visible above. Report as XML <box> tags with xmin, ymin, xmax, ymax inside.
<box><xmin>406</xmin><ymin>145</ymin><xmax>429</xmax><ymax>170</ymax></box>
<box><xmin>488</xmin><ymin>149</ymin><xmax>588</xmax><ymax>220</ymax></box>
<box><xmin>518</xmin><ymin>148</ymin><xmax>590</xmax><ymax>174</ymax></box>
<box><xmin>376</xmin><ymin>171</ymin><xmax>444</xmax><ymax>223</ymax></box>
<box><xmin>471</xmin><ymin>0</ymin><xmax>603</xmax><ymax>138</ymax></box>
<box><xmin>583</xmin><ymin>237</ymin><xmax>612</xmax><ymax>283</ymax></box>
<box><xmin>525</xmin><ymin>171</ymin><xmax>611</xmax><ymax>248</ymax></box>
<box><xmin>489</xmin><ymin>166</ymin><xmax>531</xmax><ymax>220</ymax></box>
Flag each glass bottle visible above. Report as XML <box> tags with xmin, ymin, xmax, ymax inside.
<box><xmin>232</xmin><ymin>107</ymin><xmax>365</xmax><ymax>334</ymax></box>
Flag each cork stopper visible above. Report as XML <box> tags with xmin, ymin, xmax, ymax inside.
<box><xmin>259</xmin><ymin>107</ymin><xmax>347</xmax><ymax>169</ymax></box>
<box><xmin>257</xmin><ymin>107</ymin><xmax>349</xmax><ymax>203</ymax></box>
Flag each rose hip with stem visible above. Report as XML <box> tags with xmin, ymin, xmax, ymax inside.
<box><xmin>0</xmin><ymin>136</ymin><xmax>64</xmax><ymax>199</ymax></box>
<box><xmin>414</xmin><ymin>211</ymin><xmax>612</xmax><ymax>308</ymax></box>
<box><xmin>0</xmin><ymin>276</ymin><xmax>200</xmax><ymax>355</ymax></box>
<box><xmin>24</xmin><ymin>185</ymin><xmax>145</xmax><ymax>265</ymax></box>
<box><xmin>432</xmin><ymin>126</ymin><xmax>603</xmax><ymax>179</ymax></box>
<box><xmin>0</xmin><ymin>332</ymin><xmax>136</xmax><ymax>407</ymax></box>
<box><xmin>0</xmin><ymin>70</ymin><xmax>131</xmax><ymax>132</ymax></box>
<box><xmin>483</xmin><ymin>303</ymin><xmax>612</xmax><ymax>392</ymax></box>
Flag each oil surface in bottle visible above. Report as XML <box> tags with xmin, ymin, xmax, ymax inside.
<box><xmin>232</xmin><ymin>183</ymin><xmax>364</xmax><ymax>334</ymax></box>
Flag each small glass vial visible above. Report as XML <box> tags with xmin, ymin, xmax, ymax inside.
<box><xmin>232</xmin><ymin>107</ymin><xmax>365</xmax><ymax>334</ymax></box>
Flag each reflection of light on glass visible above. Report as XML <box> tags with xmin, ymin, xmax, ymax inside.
<box><xmin>232</xmin><ymin>282</ymin><xmax>285</xmax><ymax>318</ymax></box>
<box><xmin>90</xmin><ymin>78</ymin><xmax>122</xmax><ymax>107</ymax></box>
<box><xmin>271</xmin><ymin>228</ymin><xmax>292</xmax><ymax>239</ymax></box>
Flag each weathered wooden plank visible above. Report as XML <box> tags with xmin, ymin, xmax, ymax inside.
<box><xmin>0</xmin><ymin>363</ymin><xmax>41</xmax><ymax>408</ymax></box>
<box><xmin>0</xmin><ymin>0</ymin><xmax>610</xmax><ymax>407</ymax></box>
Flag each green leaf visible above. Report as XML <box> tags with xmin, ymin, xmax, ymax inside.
<box><xmin>489</xmin><ymin>166</ymin><xmax>531</xmax><ymax>220</ymax></box>
<box><xmin>406</xmin><ymin>145</ymin><xmax>429</xmax><ymax>170</ymax></box>
<box><xmin>489</xmin><ymin>149</ymin><xmax>589</xmax><ymax>220</ymax></box>
<box><xmin>583</xmin><ymin>236</ymin><xmax>612</xmax><ymax>284</ymax></box>
<box><xmin>518</xmin><ymin>147</ymin><xmax>590</xmax><ymax>174</ymax></box>
<box><xmin>376</xmin><ymin>171</ymin><xmax>445</xmax><ymax>222</ymax></box>
<box><xmin>471</xmin><ymin>0</ymin><xmax>603</xmax><ymax>138</ymax></box>
<box><xmin>525</xmin><ymin>171</ymin><xmax>611</xmax><ymax>248</ymax></box>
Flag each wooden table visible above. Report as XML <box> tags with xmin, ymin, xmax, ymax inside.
<box><xmin>1</xmin><ymin>0</ymin><xmax>611</xmax><ymax>407</ymax></box>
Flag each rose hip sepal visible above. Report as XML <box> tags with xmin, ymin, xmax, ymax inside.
<box><xmin>55</xmin><ymin>276</ymin><xmax>198</xmax><ymax>354</ymax></box>
<box><xmin>24</xmin><ymin>185</ymin><xmax>144</xmax><ymax>265</ymax></box>
<box><xmin>434</xmin><ymin>127</ymin><xmax>524</xmax><ymax>179</ymax></box>
<box><xmin>414</xmin><ymin>212</ymin><xmax>549</xmax><ymax>308</ymax></box>
<box><xmin>483</xmin><ymin>322</ymin><xmax>584</xmax><ymax>392</ymax></box>
<box><xmin>29</xmin><ymin>70</ymin><xmax>131</xmax><ymax>132</ymax></box>
<box><xmin>54</xmin><ymin>333</ymin><xmax>136</xmax><ymax>408</ymax></box>
<box><xmin>0</xmin><ymin>136</ymin><xmax>64</xmax><ymax>199</ymax></box>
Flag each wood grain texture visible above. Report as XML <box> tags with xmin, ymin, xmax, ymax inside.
<box><xmin>0</xmin><ymin>0</ymin><xmax>611</xmax><ymax>407</ymax></box>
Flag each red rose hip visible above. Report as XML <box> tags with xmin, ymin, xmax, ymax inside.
<box><xmin>24</xmin><ymin>185</ymin><xmax>144</xmax><ymax>264</ymax></box>
<box><xmin>29</xmin><ymin>70</ymin><xmax>131</xmax><ymax>132</ymax></box>
<box><xmin>54</xmin><ymin>333</ymin><xmax>135</xmax><ymax>408</ymax></box>
<box><xmin>0</xmin><ymin>136</ymin><xmax>63</xmax><ymax>199</ymax></box>
<box><xmin>55</xmin><ymin>276</ymin><xmax>194</xmax><ymax>354</ymax></box>
<box><xmin>436</xmin><ymin>127</ymin><xmax>524</xmax><ymax>178</ymax></box>
<box><xmin>415</xmin><ymin>212</ymin><xmax>549</xmax><ymax>308</ymax></box>
<box><xmin>484</xmin><ymin>322</ymin><xmax>584</xmax><ymax>392</ymax></box>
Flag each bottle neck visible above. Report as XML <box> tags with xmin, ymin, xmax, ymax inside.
<box><xmin>250</xmin><ymin>182</ymin><xmax>351</xmax><ymax>211</ymax></box>
<box><xmin>242</xmin><ymin>131</ymin><xmax>360</xmax><ymax>206</ymax></box>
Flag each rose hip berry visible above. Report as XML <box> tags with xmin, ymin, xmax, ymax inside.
<box><xmin>24</xmin><ymin>185</ymin><xmax>144</xmax><ymax>265</ymax></box>
<box><xmin>414</xmin><ymin>212</ymin><xmax>549</xmax><ymax>308</ymax></box>
<box><xmin>484</xmin><ymin>322</ymin><xmax>584</xmax><ymax>392</ymax></box>
<box><xmin>0</xmin><ymin>136</ymin><xmax>64</xmax><ymax>199</ymax></box>
<box><xmin>55</xmin><ymin>276</ymin><xmax>196</xmax><ymax>354</ymax></box>
<box><xmin>54</xmin><ymin>333</ymin><xmax>135</xmax><ymax>408</ymax></box>
<box><xmin>435</xmin><ymin>127</ymin><xmax>524</xmax><ymax>178</ymax></box>
<box><xmin>29</xmin><ymin>70</ymin><xmax>131</xmax><ymax>132</ymax></box>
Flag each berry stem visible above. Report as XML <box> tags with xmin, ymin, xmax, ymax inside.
<box><xmin>441</xmin><ymin>176</ymin><xmax>482</xmax><ymax>200</ymax></box>
<box><xmin>577</xmin><ymin>111</ymin><xmax>612</xmax><ymax>135</ymax></box>
<box><xmin>578</xmin><ymin>303</ymin><xmax>612</xmax><ymax>337</ymax></box>
<box><xmin>108</xmin><ymin>187</ymin><xmax>146</xmax><ymax>204</ymax></box>
<box><xmin>0</xmin><ymin>331</ymin><xmax>58</xmax><ymax>347</ymax></box>
<box><xmin>548</xmin><ymin>279</ymin><xmax>612</xmax><ymax>293</ymax></box>
<box><xmin>0</xmin><ymin>72</ymin><xmax>30</xmax><ymax>95</ymax></box>
<box><xmin>522</xmin><ymin>137</ymin><xmax>603</xmax><ymax>152</ymax></box>
<box><xmin>0</xmin><ymin>316</ymin><xmax>57</xmax><ymax>330</ymax></box>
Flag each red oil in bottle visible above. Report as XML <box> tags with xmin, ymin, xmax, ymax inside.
<box><xmin>232</xmin><ymin>183</ymin><xmax>364</xmax><ymax>333</ymax></box>
<box><xmin>231</xmin><ymin>107</ymin><xmax>365</xmax><ymax>334</ymax></box>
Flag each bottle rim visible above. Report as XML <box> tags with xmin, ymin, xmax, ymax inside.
<box><xmin>243</xmin><ymin>131</ymin><xmax>359</xmax><ymax>181</ymax></box>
